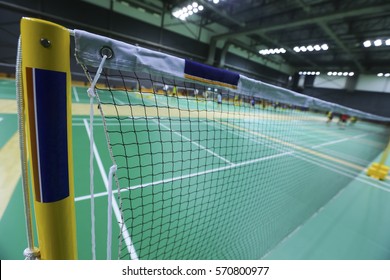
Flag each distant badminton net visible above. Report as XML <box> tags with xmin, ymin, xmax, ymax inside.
<box><xmin>74</xmin><ymin>30</ymin><xmax>390</xmax><ymax>259</ymax></box>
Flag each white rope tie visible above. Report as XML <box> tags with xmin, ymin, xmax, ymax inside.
<box><xmin>88</xmin><ymin>55</ymin><xmax>107</xmax><ymax>260</ymax></box>
<box><xmin>107</xmin><ymin>164</ymin><xmax>117</xmax><ymax>260</ymax></box>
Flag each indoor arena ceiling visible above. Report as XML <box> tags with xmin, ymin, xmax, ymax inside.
<box><xmin>142</xmin><ymin>0</ymin><xmax>390</xmax><ymax>74</ymax></box>
<box><xmin>1</xmin><ymin>0</ymin><xmax>390</xmax><ymax>76</ymax></box>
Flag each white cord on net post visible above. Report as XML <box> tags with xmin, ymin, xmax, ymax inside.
<box><xmin>107</xmin><ymin>164</ymin><xmax>117</xmax><ymax>260</ymax></box>
<box><xmin>87</xmin><ymin>54</ymin><xmax>107</xmax><ymax>260</ymax></box>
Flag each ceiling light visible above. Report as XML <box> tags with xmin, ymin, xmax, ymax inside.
<box><xmin>348</xmin><ymin>72</ymin><xmax>354</xmax><ymax>76</ymax></box>
<box><xmin>258</xmin><ymin>48</ymin><xmax>286</xmax><ymax>55</ymax></box>
<box><xmin>327</xmin><ymin>72</ymin><xmax>332</xmax><ymax>76</ymax></box>
<box><xmin>363</xmin><ymin>40</ymin><xmax>371</xmax><ymax>47</ymax></box>
<box><xmin>343</xmin><ymin>72</ymin><xmax>348</xmax><ymax>76</ymax></box>
<box><xmin>213</xmin><ymin>0</ymin><xmax>220</xmax><ymax>3</ymax></box>
<box><xmin>377</xmin><ymin>73</ymin><xmax>384</xmax><ymax>77</ymax></box>
<box><xmin>294</xmin><ymin>44</ymin><xmax>328</xmax><ymax>53</ymax></box>
<box><xmin>299</xmin><ymin>71</ymin><xmax>320</xmax><ymax>75</ymax></box>
<box><xmin>386</xmin><ymin>39</ymin><xmax>390</xmax><ymax>46</ymax></box>
<box><xmin>385</xmin><ymin>73</ymin><xmax>390</xmax><ymax>77</ymax></box>
<box><xmin>332</xmin><ymin>72</ymin><xmax>337</xmax><ymax>76</ymax></box>
<box><xmin>374</xmin><ymin>39</ymin><xmax>382</xmax><ymax>47</ymax></box>
<box><xmin>337</xmin><ymin>72</ymin><xmax>342</xmax><ymax>76</ymax></box>
<box><xmin>173</xmin><ymin>2</ymin><xmax>204</xmax><ymax>20</ymax></box>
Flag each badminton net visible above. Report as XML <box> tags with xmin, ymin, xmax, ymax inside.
<box><xmin>74</xmin><ymin>30</ymin><xmax>390</xmax><ymax>259</ymax></box>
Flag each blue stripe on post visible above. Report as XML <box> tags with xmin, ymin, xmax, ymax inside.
<box><xmin>34</xmin><ymin>68</ymin><xmax>69</xmax><ymax>203</ymax></box>
<box><xmin>184</xmin><ymin>59</ymin><xmax>240</xmax><ymax>87</ymax></box>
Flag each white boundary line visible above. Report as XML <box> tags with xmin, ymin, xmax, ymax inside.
<box><xmin>75</xmin><ymin>150</ymin><xmax>293</xmax><ymax>201</ymax></box>
<box><xmin>74</xmin><ymin>118</ymin><xmax>390</xmax><ymax>202</ymax></box>
<box><xmin>153</xmin><ymin>119</ymin><xmax>234</xmax><ymax>165</ymax></box>
<box><xmin>212</xmin><ymin>120</ymin><xmax>390</xmax><ymax>193</ymax></box>
<box><xmin>72</xmin><ymin>86</ymin><xmax>80</xmax><ymax>102</ymax></box>
<box><xmin>311</xmin><ymin>133</ymin><xmax>368</xmax><ymax>148</ymax></box>
<box><xmin>83</xmin><ymin>119</ymin><xmax>139</xmax><ymax>260</ymax></box>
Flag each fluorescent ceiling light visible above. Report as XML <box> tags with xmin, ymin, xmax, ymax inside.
<box><xmin>363</xmin><ymin>40</ymin><xmax>371</xmax><ymax>47</ymax></box>
<box><xmin>374</xmin><ymin>39</ymin><xmax>382</xmax><ymax>46</ymax></box>
<box><xmin>321</xmin><ymin>44</ymin><xmax>329</xmax><ymax>50</ymax></box>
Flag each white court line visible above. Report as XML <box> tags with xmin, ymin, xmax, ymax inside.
<box><xmin>212</xmin><ymin>120</ymin><xmax>390</xmax><ymax>193</ymax></box>
<box><xmin>281</xmin><ymin>131</ymin><xmax>372</xmax><ymax>166</ymax></box>
<box><xmin>83</xmin><ymin>119</ymin><xmax>139</xmax><ymax>260</ymax></box>
<box><xmin>75</xmin><ymin>139</ymin><xmax>390</xmax><ymax>204</ymax></box>
<box><xmin>75</xmin><ymin>118</ymin><xmax>390</xmax><ymax>205</ymax></box>
<box><xmin>72</xmin><ymin>87</ymin><xmax>80</xmax><ymax>102</ymax></box>
<box><xmin>73</xmin><ymin>123</ymin><xmax>145</xmax><ymax>126</ymax></box>
<box><xmin>113</xmin><ymin>97</ymin><xmax>125</xmax><ymax>105</ymax></box>
<box><xmin>292</xmin><ymin>150</ymin><xmax>390</xmax><ymax>192</ymax></box>
<box><xmin>153</xmin><ymin>119</ymin><xmax>234</xmax><ymax>165</ymax></box>
<box><xmin>311</xmin><ymin>133</ymin><xmax>368</xmax><ymax>148</ymax></box>
<box><xmin>226</xmin><ymin>120</ymin><xmax>390</xmax><ymax>193</ymax></box>
<box><xmin>75</xmin><ymin>150</ymin><xmax>293</xmax><ymax>201</ymax></box>
<box><xmin>215</xmin><ymin>120</ymin><xmax>371</xmax><ymax>166</ymax></box>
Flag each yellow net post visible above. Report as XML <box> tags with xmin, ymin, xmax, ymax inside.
<box><xmin>367</xmin><ymin>137</ymin><xmax>390</xmax><ymax>180</ymax></box>
<box><xmin>20</xmin><ymin>17</ymin><xmax>77</xmax><ymax>259</ymax></box>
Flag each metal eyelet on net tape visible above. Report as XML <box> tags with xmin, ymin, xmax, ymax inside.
<box><xmin>100</xmin><ymin>46</ymin><xmax>113</xmax><ymax>59</ymax></box>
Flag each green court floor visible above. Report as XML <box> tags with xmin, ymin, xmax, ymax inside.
<box><xmin>1</xmin><ymin>78</ymin><xmax>390</xmax><ymax>259</ymax></box>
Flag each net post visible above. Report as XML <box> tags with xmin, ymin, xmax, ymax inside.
<box><xmin>20</xmin><ymin>17</ymin><xmax>77</xmax><ymax>259</ymax></box>
<box><xmin>367</xmin><ymin>137</ymin><xmax>390</xmax><ymax>180</ymax></box>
